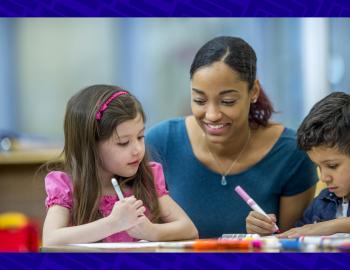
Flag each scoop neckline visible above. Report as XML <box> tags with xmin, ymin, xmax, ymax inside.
<box><xmin>181</xmin><ymin>116</ymin><xmax>287</xmax><ymax>178</ymax></box>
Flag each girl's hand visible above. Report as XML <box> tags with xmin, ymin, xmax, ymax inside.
<box><xmin>246</xmin><ymin>211</ymin><xmax>278</xmax><ymax>235</ymax></box>
<box><xmin>108</xmin><ymin>196</ymin><xmax>146</xmax><ymax>232</ymax></box>
<box><xmin>126</xmin><ymin>216</ymin><xmax>157</xmax><ymax>241</ymax></box>
<box><xmin>277</xmin><ymin>223</ymin><xmax>332</xmax><ymax>238</ymax></box>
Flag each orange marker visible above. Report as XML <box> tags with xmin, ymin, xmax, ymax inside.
<box><xmin>193</xmin><ymin>239</ymin><xmax>219</xmax><ymax>250</ymax></box>
<box><xmin>193</xmin><ymin>239</ymin><xmax>253</xmax><ymax>251</ymax></box>
<box><xmin>218</xmin><ymin>239</ymin><xmax>251</xmax><ymax>250</ymax></box>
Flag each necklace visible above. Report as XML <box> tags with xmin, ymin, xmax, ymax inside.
<box><xmin>206</xmin><ymin>129</ymin><xmax>251</xmax><ymax>186</ymax></box>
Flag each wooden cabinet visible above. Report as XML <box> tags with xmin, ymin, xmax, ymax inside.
<box><xmin>0</xmin><ymin>148</ymin><xmax>62</xmax><ymax>229</ymax></box>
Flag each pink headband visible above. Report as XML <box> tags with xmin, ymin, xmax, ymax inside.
<box><xmin>95</xmin><ymin>91</ymin><xmax>128</xmax><ymax>121</ymax></box>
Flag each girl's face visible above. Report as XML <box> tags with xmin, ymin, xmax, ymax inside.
<box><xmin>308</xmin><ymin>146</ymin><xmax>350</xmax><ymax>198</ymax></box>
<box><xmin>191</xmin><ymin>61</ymin><xmax>258</xmax><ymax>144</ymax></box>
<box><xmin>97</xmin><ymin>113</ymin><xmax>145</xmax><ymax>180</ymax></box>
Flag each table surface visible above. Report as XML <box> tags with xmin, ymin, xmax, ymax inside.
<box><xmin>40</xmin><ymin>239</ymin><xmax>342</xmax><ymax>253</ymax></box>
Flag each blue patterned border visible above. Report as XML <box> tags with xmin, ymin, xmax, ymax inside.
<box><xmin>1</xmin><ymin>0</ymin><xmax>349</xmax><ymax>270</ymax></box>
<box><xmin>0</xmin><ymin>0</ymin><xmax>350</xmax><ymax>16</ymax></box>
<box><xmin>1</xmin><ymin>253</ymin><xmax>350</xmax><ymax>269</ymax></box>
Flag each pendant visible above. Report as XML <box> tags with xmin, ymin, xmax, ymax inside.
<box><xmin>221</xmin><ymin>175</ymin><xmax>227</xmax><ymax>186</ymax></box>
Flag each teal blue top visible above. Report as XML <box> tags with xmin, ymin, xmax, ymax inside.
<box><xmin>146</xmin><ymin>118</ymin><xmax>318</xmax><ymax>238</ymax></box>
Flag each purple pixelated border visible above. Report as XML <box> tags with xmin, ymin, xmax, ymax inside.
<box><xmin>1</xmin><ymin>253</ymin><xmax>350</xmax><ymax>269</ymax></box>
<box><xmin>0</xmin><ymin>0</ymin><xmax>350</xmax><ymax>16</ymax></box>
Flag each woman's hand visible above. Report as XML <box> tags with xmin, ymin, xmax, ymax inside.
<box><xmin>108</xmin><ymin>196</ymin><xmax>146</xmax><ymax>232</ymax></box>
<box><xmin>246</xmin><ymin>211</ymin><xmax>278</xmax><ymax>235</ymax></box>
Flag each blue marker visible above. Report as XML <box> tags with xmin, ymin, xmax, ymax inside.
<box><xmin>279</xmin><ymin>239</ymin><xmax>303</xmax><ymax>251</ymax></box>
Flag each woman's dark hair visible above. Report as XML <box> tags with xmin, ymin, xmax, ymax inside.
<box><xmin>190</xmin><ymin>36</ymin><xmax>274</xmax><ymax>127</ymax></box>
<box><xmin>297</xmin><ymin>91</ymin><xmax>350</xmax><ymax>156</ymax></box>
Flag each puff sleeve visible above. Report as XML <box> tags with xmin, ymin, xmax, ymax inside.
<box><xmin>44</xmin><ymin>171</ymin><xmax>73</xmax><ymax>210</ymax></box>
<box><xmin>149</xmin><ymin>162</ymin><xmax>169</xmax><ymax>197</ymax></box>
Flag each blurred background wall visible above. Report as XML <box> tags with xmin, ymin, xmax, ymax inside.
<box><xmin>0</xmin><ymin>18</ymin><xmax>349</xmax><ymax>140</ymax></box>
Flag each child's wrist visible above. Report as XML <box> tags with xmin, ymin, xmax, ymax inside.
<box><xmin>104</xmin><ymin>215</ymin><xmax>120</xmax><ymax>235</ymax></box>
<box><xmin>327</xmin><ymin>218</ymin><xmax>347</xmax><ymax>234</ymax></box>
<box><xmin>150</xmin><ymin>223</ymin><xmax>161</xmax><ymax>241</ymax></box>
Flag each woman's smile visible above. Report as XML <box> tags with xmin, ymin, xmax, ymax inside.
<box><xmin>203</xmin><ymin>122</ymin><xmax>231</xmax><ymax>135</ymax></box>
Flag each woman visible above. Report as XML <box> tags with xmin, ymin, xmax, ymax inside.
<box><xmin>146</xmin><ymin>36</ymin><xmax>317</xmax><ymax>238</ymax></box>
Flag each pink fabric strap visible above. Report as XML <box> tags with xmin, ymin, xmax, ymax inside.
<box><xmin>95</xmin><ymin>91</ymin><xmax>128</xmax><ymax>121</ymax></box>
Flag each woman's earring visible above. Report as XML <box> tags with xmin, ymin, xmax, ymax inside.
<box><xmin>251</xmin><ymin>98</ymin><xmax>257</xmax><ymax>103</ymax></box>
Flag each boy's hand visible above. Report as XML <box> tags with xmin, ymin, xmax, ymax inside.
<box><xmin>108</xmin><ymin>196</ymin><xmax>146</xmax><ymax>232</ymax></box>
<box><xmin>246</xmin><ymin>211</ymin><xmax>278</xmax><ymax>235</ymax></box>
<box><xmin>277</xmin><ymin>222</ymin><xmax>333</xmax><ymax>238</ymax></box>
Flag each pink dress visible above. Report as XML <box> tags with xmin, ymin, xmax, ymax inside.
<box><xmin>44</xmin><ymin>162</ymin><xmax>169</xmax><ymax>242</ymax></box>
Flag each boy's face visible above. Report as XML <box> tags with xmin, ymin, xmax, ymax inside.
<box><xmin>308</xmin><ymin>146</ymin><xmax>350</xmax><ymax>199</ymax></box>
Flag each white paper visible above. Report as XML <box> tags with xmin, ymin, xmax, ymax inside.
<box><xmin>68</xmin><ymin>240</ymin><xmax>195</xmax><ymax>249</ymax></box>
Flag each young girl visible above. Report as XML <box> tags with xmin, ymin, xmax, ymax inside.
<box><xmin>42</xmin><ymin>85</ymin><xmax>198</xmax><ymax>245</ymax></box>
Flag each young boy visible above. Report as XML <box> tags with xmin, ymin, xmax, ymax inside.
<box><xmin>279</xmin><ymin>91</ymin><xmax>350</xmax><ymax>238</ymax></box>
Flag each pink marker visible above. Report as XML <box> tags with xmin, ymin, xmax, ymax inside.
<box><xmin>235</xmin><ymin>185</ymin><xmax>279</xmax><ymax>233</ymax></box>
